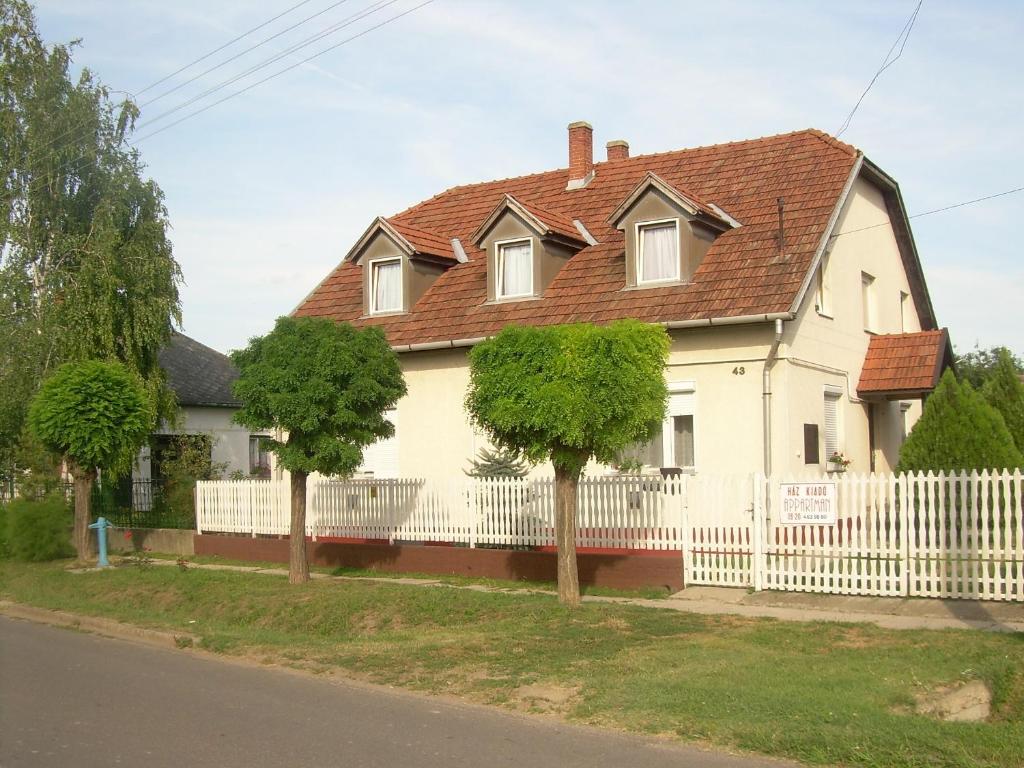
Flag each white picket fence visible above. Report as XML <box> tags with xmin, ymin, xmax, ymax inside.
<box><xmin>195</xmin><ymin>470</ymin><xmax>1024</xmax><ymax>602</ymax></box>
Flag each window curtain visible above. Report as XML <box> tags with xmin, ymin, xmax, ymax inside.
<box><xmin>500</xmin><ymin>242</ymin><xmax>532</xmax><ymax>296</ymax></box>
<box><xmin>373</xmin><ymin>260</ymin><xmax>401</xmax><ymax>311</ymax></box>
<box><xmin>673</xmin><ymin>415</ymin><xmax>694</xmax><ymax>469</ymax></box>
<box><xmin>640</xmin><ymin>223</ymin><xmax>678</xmax><ymax>282</ymax></box>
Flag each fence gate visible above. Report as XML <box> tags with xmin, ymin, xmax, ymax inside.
<box><xmin>683</xmin><ymin>475</ymin><xmax>755</xmax><ymax>587</ymax></box>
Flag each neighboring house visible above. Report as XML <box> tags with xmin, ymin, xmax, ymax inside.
<box><xmin>294</xmin><ymin>123</ymin><xmax>952</xmax><ymax>479</ymax></box>
<box><xmin>132</xmin><ymin>332</ymin><xmax>272</xmax><ymax>485</ymax></box>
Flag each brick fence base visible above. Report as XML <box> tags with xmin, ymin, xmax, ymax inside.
<box><xmin>194</xmin><ymin>535</ymin><xmax>684</xmax><ymax>592</ymax></box>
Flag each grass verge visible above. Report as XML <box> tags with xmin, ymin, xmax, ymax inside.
<box><xmin>1</xmin><ymin>560</ymin><xmax>1021</xmax><ymax>768</ymax></box>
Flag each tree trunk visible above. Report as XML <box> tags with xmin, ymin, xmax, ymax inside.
<box><xmin>71</xmin><ymin>465</ymin><xmax>94</xmax><ymax>563</ymax></box>
<box><xmin>289</xmin><ymin>470</ymin><xmax>310</xmax><ymax>584</ymax></box>
<box><xmin>553</xmin><ymin>463</ymin><xmax>581</xmax><ymax>607</ymax></box>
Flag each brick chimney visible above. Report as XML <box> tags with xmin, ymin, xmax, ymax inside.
<box><xmin>606</xmin><ymin>139</ymin><xmax>629</xmax><ymax>161</ymax></box>
<box><xmin>567</xmin><ymin>121</ymin><xmax>594</xmax><ymax>189</ymax></box>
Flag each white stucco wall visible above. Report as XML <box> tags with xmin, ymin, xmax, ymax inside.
<box><xmin>135</xmin><ymin>405</ymin><xmax>254</xmax><ymax>481</ymax></box>
<box><xmin>778</xmin><ymin>176</ymin><xmax>925</xmax><ymax>476</ymax></box>
<box><xmin>301</xmin><ymin>175</ymin><xmax>934</xmax><ymax>483</ymax></box>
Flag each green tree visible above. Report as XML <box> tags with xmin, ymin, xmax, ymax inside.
<box><xmin>465</xmin><ymin>321</ymin><xmax>669</xmax><ymax>606</ymax></box>
<box><xmin>897</xmin><ymin>370</ymin><xmax>1022</xmax><ymax>474</ymax></box>
<box><xmin>981</xmin><ymin>349</ymin><xmax>1024</xmax><ymax>453</ymax></box>
<box><xmin>464</xmin><ymin>446</ymin><xmax>529</xmax><ymax>478</ymax></box>
<box><xmin>231</xmin><ymin>317</ymin><xmax>406</xmax><ymax>584</ymax></box>
<box><xmin>0</xmin><ymin>0</ymin><xmax>181</xmax><ymax>474</ymax></box>
<box><xmin>28</xmin><ymin>360</ymin><xmax>154</xmax><ymax>560</ymax></box>
<box><xmin>955</xmin><ymin>344</ymin><xmax>1024</xmax><ymax>389</ymax></box>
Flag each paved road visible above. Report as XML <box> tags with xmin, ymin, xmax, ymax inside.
<box><xmin>0</xmin><ymin>616</ymin><xmax>792</xmax><ymax>768</ymax></box>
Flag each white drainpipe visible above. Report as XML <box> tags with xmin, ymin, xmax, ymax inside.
<box><xmin>762</xmin><ymin>318</ymin><xmax>784</xmax><ymax>477</ymax></box>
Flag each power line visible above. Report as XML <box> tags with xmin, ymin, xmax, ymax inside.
<box><xmin>830</xmin><ymin>185</ymin><xmax>1024</xmax><ymax>239</ymax></box>
<box><xmin>136</xmin><ymin>0</ymin><xmax>318</xmax><ymax>97</ymax></box>
<box><xmin>140</xmin><ymin>0</ymin><xmax>356</xmax><ymax>109</ymax></box>
<box><xmin>135</xmin><ymin>0</ymin><xmax>398</xmax><ymax>134</ymax></box>
<box><xmin>10</xmin><ymin>0</ymin><xmax>435</xmax><ymax>200</ymax></box>
<box><xmin>836</xmin><ymin>1</ymin><xmax>923</xmax><ymax>138</ymax></box>
<box><xmin>24</xmin><ymin>0</ymin><xmax>320</xmax><ymax>165</ymax></box>
<box><xmin>133</xmin><ymin>0</ymin><xmax>435</xmax><ymax>145</ymax></box>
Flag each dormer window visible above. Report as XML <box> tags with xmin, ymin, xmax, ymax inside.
<box><xmin>608</xmin><ymin>172</ymin><xmax>739</xmax><ymax>290</ymax></box>
<box><xmin>496</xmin><ymin>238</ymin><xmax>534</xmax><ymax>299</ymax></box>
<box><xmin>369</xmin><ymin>257</ymin><xmax>402</xmax><ymax>314</ymax></box>
<box><xmin>637</xmin><ymin>220</ymin><xmax>680</xmax><ymax>284</ymax></box>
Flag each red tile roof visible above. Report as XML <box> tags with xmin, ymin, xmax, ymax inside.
<box><xmin>858</xmin><ymin>330</ymin><xmax>953</xmax><ymax>397</ymax></box>
<box><xmin>297</xmin><ymin>129</ymin><xmax>871</xmax><ymax>347</ymax></box>
<box><xmin>385</xmin><ymin>219</ymin><xmax>456</xmax><ymax>262</ymax></box>
<box><xmin>471</xmin><ymin>194</ymin><xmax>584</xmax><ymax>246</ymax></box>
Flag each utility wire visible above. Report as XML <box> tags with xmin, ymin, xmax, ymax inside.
<box><xmin>23</xmin><ymin>0</ymin><xmax>320</xmax><ymax>164</ymax></box>
<box><xmin>836</xmin><ymin>1</ymin><xmax>923</xmax><ymax>138</ymax></box>
<box><xmin>133</xmin><ymin>0</ymin><xmax>435</xmax><ymax>144</ymax></box>
<box><xmin>135</xmin><ymin>0</ymin><xmax>398</xmax><ymax>133</ymax></box>
<box><xmin>13</xmin><ymin>0</ymin><xmax>434</xmax><ymax>199</ymax></box>
<box><xmin>136</xmin><ymin>0</ymin><xmax>318</xmax><ymax>97</ymax></box>
<box><xmin>830</xmin><ymin>185</ymin><xmax>1024</xmax><ymax>239</ymax></box>
<box><xmin>139</xmin><ymin>0</ymin><xmax>356</xmax><ymax>109</ymax></box>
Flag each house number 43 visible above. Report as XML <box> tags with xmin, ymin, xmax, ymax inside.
<box><xmin>732</xmin><ymin>366</ymin><xmax>746</xmax><ymax>375</ymax></box>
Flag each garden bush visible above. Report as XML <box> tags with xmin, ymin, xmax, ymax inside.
<box><xmin>6</xmin><ymin>495</ymin><xmax>74</xmax><ymax>562</ymax></box>
<box><xmin>0</xmin><ymin>503</ymin><xmax>9</xmax><ymax>559</ymax></box>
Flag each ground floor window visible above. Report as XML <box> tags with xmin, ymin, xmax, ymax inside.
<box><xmin>358</xmin><ymin>409</ymin><xmax>399</xmax><ymax>477</ymax></box>
<box><xmin>249</xmin><ymin>435</ymin><xmax>273</xmax><ymax>477</ymax></box>
<box><xmin>620</xmin><ymin>383</ymin><xmax>695</xmax><ymax>472</ymax></box>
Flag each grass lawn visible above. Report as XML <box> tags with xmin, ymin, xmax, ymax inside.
<box><xmin>2</xmin><ymin>560</ymin><xmax>1022</xmax><ymax>768</ymax></box>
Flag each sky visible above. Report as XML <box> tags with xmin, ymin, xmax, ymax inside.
<box><xmin>32</xmin><ymin>0</ymin><xmax>1024</xmax><ymax>356</ymax></box>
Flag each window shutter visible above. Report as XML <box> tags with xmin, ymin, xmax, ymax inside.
<box><xmin>823</xmin><ymin>394</ymin><xmax>840</xmax><ymax>460</ymax></box>
<box><xmin>359</xmin><ymin>409</ymin><xmax>399</xmax><ymax>477</ymax></box>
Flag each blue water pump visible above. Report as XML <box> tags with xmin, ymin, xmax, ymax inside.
<box><xmin>88</xmin><ymin>516</ymin><xmax>114</xmax><ymax>567</ymax></box>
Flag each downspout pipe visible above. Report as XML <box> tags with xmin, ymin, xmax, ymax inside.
<box><xmin>762</xmin><ymin>318</ymin><xmax>784</xmax><ymax>478</ymax></box>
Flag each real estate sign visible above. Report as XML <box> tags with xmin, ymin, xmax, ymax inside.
<box><xmin>779</xmin><ymin>482</ymin><xmax>837</xmax><ymax>525</ymax></box>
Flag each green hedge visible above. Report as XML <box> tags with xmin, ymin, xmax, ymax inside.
<box><xmin>5</xmin><ymin>495</ymin><xmax>74</xmax><ymax>561</ymax></box>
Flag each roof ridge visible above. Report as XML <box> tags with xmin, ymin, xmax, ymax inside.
<box><xmin>392</xmin><ymin>128</ymin><xmax>858</xmax><ymax>220</ymax></box>
<box><xmin>170</xmin><ymin>329</ymin><xmax>232</xmax><ymax>359</ymax></box>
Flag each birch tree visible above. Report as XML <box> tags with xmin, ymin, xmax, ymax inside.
<box><xmin>0</xmin><ymin>0</ymin><xmax>180</xmax><ymax>474</ymax></box>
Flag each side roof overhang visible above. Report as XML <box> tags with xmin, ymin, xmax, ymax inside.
<box><xmin>857</xmin><ymin>329</ymin><xmax>955</xmax><ymax>400</ymax></box>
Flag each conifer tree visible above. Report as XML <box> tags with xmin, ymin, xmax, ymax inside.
<box><xmin>981</xmin><ymin>349</ymin><xmax>1024</xmax><ymax>453</ymax></box>
<box><xmin>897</xmin><ymin>370</ymin><xmax>1022</xmax><ymax>473</ymax></box>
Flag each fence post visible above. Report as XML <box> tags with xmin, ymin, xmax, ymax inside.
<box><xmin>900</xmin><ymin>472</ymin><xmax>911</xmax><ymax>597</ymax></box>
<box><xmin>752</xmin><ymin>473</ymin><xmax>764</xmax><ymax>591</ymax></box>
<box><xmin>195</xmin><ymin>482</ymin><xmax>204</xmax><ymax>535</ymax></box>
<box><xmin>468</xmin><ymin>478</ymin><xmax>477</xmax><ymax>549</ymax></box>
<box><xmin>680</xmin><ymin>475</ymin><xmax>691</xmax><ymax>588</ymax></box>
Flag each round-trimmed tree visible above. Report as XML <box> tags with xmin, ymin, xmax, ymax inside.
<box><xmin>897</xmin><ymin>369</ymin><xmax>1022</xmax><ymax>473</ymax></box>
<box><xmin>231</xmin><ymin>317</ymin><xmax>406</xmax><ymax>584</ymax></box>
<box><xmin>466</xmin><ymin>320</ymin><xmax>669</xmax><ymax>606</ymax></box>
<box><xmin>28</xmin><ymin>360</ymin><xmax>155</xmax><ymax>560</ymax></box>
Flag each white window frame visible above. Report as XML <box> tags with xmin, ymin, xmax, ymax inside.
<box><xmin>861</xmin><ymin>271</ymin><xmax>876</xmax><ymax>333</ymax></box>
<box><xmin>368</xmin><ymin>256</ymin><xmax>403</xmax><ymax>315</ymax></box>
<box><xmin>815</xmin><ymin>255</ymin><xmax>832</xmax><ymax>317</ymax></box>
<box><xmin>494</xmin><ymin>237</ymin><xmax>534</xmax><ymax>299</ymax></box>
<box><xmin>622</xmin><ymin>380</ymin><xmax>696</xmax><ymax>473</ymax></box>
<box><xmin>635</xmin><ymin>218</ymin><xmax>681</xmax><ymax>285</ymax></box>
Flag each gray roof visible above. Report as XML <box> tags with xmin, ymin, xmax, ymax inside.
<box><xmin>159</xmin><ymin>332</ymin><xmax>241</xmax><ymax>408</ymax></box>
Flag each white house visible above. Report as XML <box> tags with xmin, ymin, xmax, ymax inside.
<box><xmin>292</xmin><ymin>123</ymin><xmax>952</xmax><ymax>481</ymax></box>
